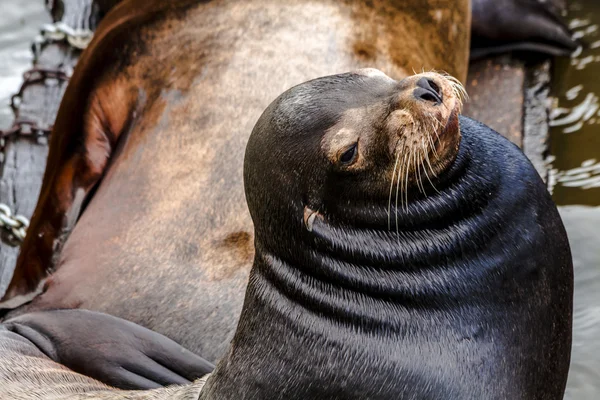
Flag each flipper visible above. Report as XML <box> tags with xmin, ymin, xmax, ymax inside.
<box><xmin>4</xmin><ymin>309</ymin><xmax>214</xmax><ymax>390</ymax></box>
<box><xmin>471</xmin><ymin>0</ymin><xmax>579</xmax><ymax>59</ymax></box>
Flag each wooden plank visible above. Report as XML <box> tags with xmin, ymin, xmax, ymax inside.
<box><xmin>464</xmin><ymin>55</ymin><xmax>525</xmax><ymax>148</ymax></box>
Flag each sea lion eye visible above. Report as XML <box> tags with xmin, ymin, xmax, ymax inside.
<box><xmin>340</xmin><ymin>143</ymin><xmax>358</xmax><ymax>165</ymax></box>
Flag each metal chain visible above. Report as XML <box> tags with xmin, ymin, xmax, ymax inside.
<box><xmin>10</xmin><ymin>66</ymin><xmax>72</xmax><ymax>112</ymax></box>
<box><xmin>0</xmin><ymin>14</ymin><xmax>90</xmax><ymax>246</ymax></box>
<box><xmin>0</xmin><ymin>117</ymin><xmax>52</xmax><ymax>166</ymax></box>
<box><xmin>0</xmin><ymin>14</ymin><xmax>88</xmax><ymax>245</ymax></box>
<box><xmin>33</xmin><ymin>21</ymin><xmax>94</xmax><ymax>55</ymax></box>
<box><xmin>0</xmin><ymin>70</ymin><xmax>62</xmax><ymax>242</ymax></box>
<box><xmin>0</xmin><ymin>118</ymin><xmax>53</xmax><ymax>140</ymax></box>
<box><xmin>0</xmin><ymin>203</ymin><xmax>29</xmax><ymax>244</ymax></box>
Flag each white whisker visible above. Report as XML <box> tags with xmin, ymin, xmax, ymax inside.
<box><xmin>388</xmin><ymin>141</ymin><xmax>401</xmax><ymax>230</ymax></box>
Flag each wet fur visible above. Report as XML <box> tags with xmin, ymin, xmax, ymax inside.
<box><xmin>199</xmin><ymin>75</ymin><xmax>572</xmax><ymax>397</ymax></box>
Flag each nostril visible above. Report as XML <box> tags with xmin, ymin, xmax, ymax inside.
<box><xmin>415</xmin><ymin>90</ymin><xmax>439</xmax><ymax>103</ymax></box>
<box><xmin>415</xmin><ymin>77</ymin><xmax>443</xmax><ymax>105</ymax></box>
<box><xmin>428</xmin><ymin>80</ymin><xmax>441</xmax><ymax>96</ymax></box>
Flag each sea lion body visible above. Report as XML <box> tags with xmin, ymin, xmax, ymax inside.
<box><xmin>198</xmin><ymin>73</ymin><xmax>572</xmax><ymax>400</ymax></box>
<box><xmin>0</xmin><ymin>0</ymin><xmax>470</xmax><ymax>362</ymax></box>
<box><xmin>91</xmin><ymin>0</ymin><xmax>578</xmax><ymax>60</ymax></box>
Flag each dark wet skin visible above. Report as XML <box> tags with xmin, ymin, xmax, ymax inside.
<box><xmin>200</xmin><ymin>71</ymin><xmax>573</xmax><ymax>399</ymax></box>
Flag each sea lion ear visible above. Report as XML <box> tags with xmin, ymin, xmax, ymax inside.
<box><xmin>304</xmin><ymin>207</ymin><xmax>322</xmax><ymax>232</ymax></box>
<box><xmin>470</xmin><ymin>0</ymin><xmax>578</xmax><ymax>60</ymax></box>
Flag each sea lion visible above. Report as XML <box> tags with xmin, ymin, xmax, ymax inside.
<box><xmin>0</xmin><ymin>0</ymin><xmax>471</xmax><ymax>362</ymax></box>
<box><xmin>88</xmin><ymin>0</ymin><xmax>578</xmax><ymax>59</ymax></box>
<box><xmin>200</xmin><ymin>69</ymin><xmax>573</xmax><ymax>400</ymax></box>
<box><xmin>0</xmin><ymin>69</ymin><xmax>573</xmax><ymax>399</ymax></box>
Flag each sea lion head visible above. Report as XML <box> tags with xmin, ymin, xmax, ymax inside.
<box><xmin>244</xmin><ymin>69</ymin><xmax>467</xmax><ymax>245</ymax></box>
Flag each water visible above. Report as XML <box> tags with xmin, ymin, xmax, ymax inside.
<box><xmin>549</xmin><ymin>1</ymin><xmax>600</xmax><ymax>399</ymax></box>
<box><xmin>0</xmin><ymin>1</ymin><xmax>598</xmax><ymax>398</ymax></box>
<box><xmin>549</xmin><ymin>1</ymin><xmax>600</xmax><ymax>204</ymax></box>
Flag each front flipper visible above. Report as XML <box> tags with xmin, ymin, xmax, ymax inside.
<box><xmin>4</xmin><ymin>309</ymin><xmax>214</xmax><ymax>390</ymax></box>
<box><xmin>471</xmin><ymin>0</ymin><xmax>578</xmax><ymax>60</ymax></box>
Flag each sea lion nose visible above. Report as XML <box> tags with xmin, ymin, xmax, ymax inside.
<box><xmin>414</xmin><ymin>77</ymin><xmax>443</xmax><ymax>105</ymax></box>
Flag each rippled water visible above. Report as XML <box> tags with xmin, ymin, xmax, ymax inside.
<box><xmin>549</xmin><ymin>1</ymin><xmax>600</xmax><ymax>399</ymax></box>
<box><xmin>550</xmin><ymin>1</ymin><xmax>600</xmax><ymax>204</ymax></box>
<box><xmin>0</xmin><ymin>1</ymin><xmax>598</xmax><ymax>399</ymax></box>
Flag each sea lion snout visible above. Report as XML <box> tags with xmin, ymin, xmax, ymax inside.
<box><xmin>396</xmin><ymin>72</ymin><xmax>465</xmax><ymax>116</ymax></box>
<box><xmin>414</xmin><ymin>77</ymin><xmax>443</xmax><ymax>105</ymax></box>
<box><xmin>380</xmin><ymin>72</ymin><xmax>466</xmax><ymax>182</ymax></box>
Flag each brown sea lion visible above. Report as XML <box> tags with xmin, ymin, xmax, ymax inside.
<box><xmin>0</xmin><ymin>0</ymin><xmax>471</xmax><ymax>363</ymax></box>
<box><xmin>88</xmin><ymin>0</ymin><xmax>578</xmax><ymax>59</ymax></box>
<box><xmin>0</xmin><ymin>69</ymin><xmax>572</xmax><ymax>399</ymax></box>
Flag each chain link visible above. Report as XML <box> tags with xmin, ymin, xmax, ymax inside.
<box><xmin>0</xmin><ymin>203</ymin><xmax>29</xmax><ymax>244</ymax></box>
<box><xmin>10</xmin><ymin>66</ymin><xmax>71</xmax><ymax>112</ymax></box>
<box><xmin>33</xmin><ymin>21</ymin><xmax>94</xmax><ymax>54</ymax></box>
<box><xmin>0</xmin><ymin>118</ymin><xmax>52</xmax><ymax>165</ymax></box>
<box><xmin>0</xmin><ymin>118</ymin><xmax>53</xmax><ymax>140</ymax></box>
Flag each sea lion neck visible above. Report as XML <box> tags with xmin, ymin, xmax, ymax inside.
<box><xmin>252</xmin><ymin>119</ymin><xmax>505</xmax><ymax>312</ymax></box>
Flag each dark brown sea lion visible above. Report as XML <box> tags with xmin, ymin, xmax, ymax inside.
<box><xmin>0</xmin><ymin>69</ymin><xmax>572</xmax><ymax>399</ymax></box>
<box><xmin>200</xmin><ymin>69</ymin><xmax>572</xmax><ymax>400</ymax></box>
<box><xmin>0</xmin><ymin>0</ymin><xmax>471</xmax><ymax>362</ymax></box>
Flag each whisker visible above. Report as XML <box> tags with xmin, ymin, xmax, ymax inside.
<box><xmin>422</xmin><ymin>138</ymin><xmax>440</xmax><ymax>194</ymax></box>
<box><xmin>415</xmin><ymin>143</ymin><xmax>425</xmax><ymax>194</ymax></box>
<box><xmin>396</xmin><ymin>152</ymin><xmax>407</xmax><ymax>233</ymax></box>
<box><xmin>404</xmin><ymin>149</ymin><xmax>411</xmax><ymax>212</ymax></box>
<box><xmin>388</xmin><ymin>141</ymin><xmax>401</xmax><ymax>230</ymax></box>
<box><xmin>415</xmin><ymin>146</ymin><xmax>425</xmax><ymax>195</ymax></box>
<box><xmin>428</xmin><ymin>133</ymin><xmax>438</xmax><ymax>159</ymax></box>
